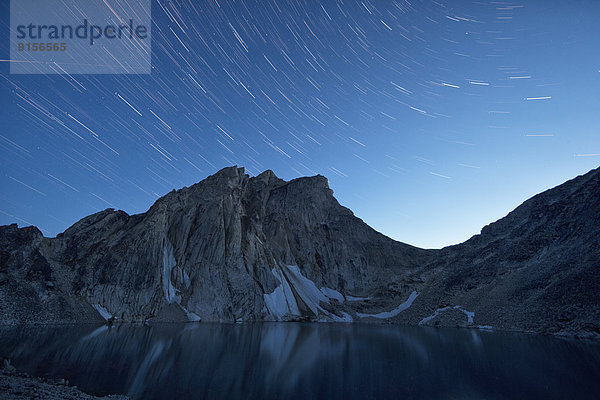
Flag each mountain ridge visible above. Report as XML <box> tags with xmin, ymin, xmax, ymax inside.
<box><xmin>1</xmin><ymin>166</ymin><xmax>598</xmax><ymax>338</ymax></box>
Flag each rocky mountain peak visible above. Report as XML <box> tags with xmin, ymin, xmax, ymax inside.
<box><xmin>205</xmin><ymin>165</ymin><xmax>246</xmax><ymax>184</ymax></box>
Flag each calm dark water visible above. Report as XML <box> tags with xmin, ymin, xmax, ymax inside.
<box><xmin>1</xmin><ymin>323</ymin><xmax>599</xmax><ymax>400</ymax></box>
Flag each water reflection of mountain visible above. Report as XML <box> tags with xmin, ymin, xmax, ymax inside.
<box><xmin>1</xmin><ymin>323</ymin><xmax>599</xmax><ymax>399</ymax></box>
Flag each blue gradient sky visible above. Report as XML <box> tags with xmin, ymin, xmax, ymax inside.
<box><xmin>1</xmin><ymin>0</ymin><xmax>599</xmax><ymax>248</ymax></box>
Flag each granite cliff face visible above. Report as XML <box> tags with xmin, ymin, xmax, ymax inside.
<box><xmin>0</xmin><ymin>167</ymin><xmax>429</xmax><ymax>325</ymax></box>
<box><xmin>0</xmin><ymin>166</ymin><xmax>598</xmax><ymax>337</ymax></box>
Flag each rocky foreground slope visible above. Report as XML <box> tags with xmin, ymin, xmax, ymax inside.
<box><xmin>0</xmin><ymin>358</ymin><xmax>128</xmax><ymax>400</ymax></box>
<box><xmin>1</xmin><ymin>166</ymin><xmax>598</xmax><ymax>337</ymax></box>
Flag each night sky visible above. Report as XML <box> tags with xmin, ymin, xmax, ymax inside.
<box><xmin>1</xmin><ymin>0</ymin><xmax>599</xmax><ymax>248</ymax></box>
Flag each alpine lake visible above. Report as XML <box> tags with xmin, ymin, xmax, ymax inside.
<box><xmin>1</xmin><ymin>322</ymin><xmax>599</xmax><ymax>399</ymax></box>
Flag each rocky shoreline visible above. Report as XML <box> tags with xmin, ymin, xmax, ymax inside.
<box><xmin>0</xmin><ymin>359</ymin><xmax>128</xmax><ymax>400</ymax></box>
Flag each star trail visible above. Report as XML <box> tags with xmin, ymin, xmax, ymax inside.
<box><xmin>0</xmin><ymin>0</ymin><xmax>599</xmax><ymax>248</ymax></box>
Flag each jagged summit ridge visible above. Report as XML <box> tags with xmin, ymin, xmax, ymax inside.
<box><xmin>1</xmin><ymin>165</ymin><xmax>424</xmax><ymax>325</ymax></box>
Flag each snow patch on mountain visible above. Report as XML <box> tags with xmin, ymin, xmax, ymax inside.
<box><xmin>345</xmin><ymin>295</ymin><xmax>372</xmax><ymax>302</ymax></box>
<box><xmin>461</xmin><ymin>308</ymin><xmax>475</xmax><ymax>324</ymax></box>
<box><xmin>419</xmin><ymin>305</ymin><xmax>475</xmax><ymax>325</ymax></box>
<box><xmin>357</xmin><ymin>290</ymin><xmax>418</xmax><ymax>319</ymax></box>
<box><xmin>282</xmin><ymin>265</ymin><xmax>329</xmax><ymax>316</ymax></box>
<box><xmin>162</xmin><ymin>241</ymin><xmax>181</xmax><ymax>304</ymax></box>
<box><xmin>264</xmin><ymin>265</ymin><xmax>344</xmax><ymax>320</ymax></box>
<box><xmin>180</xmin><ymin>304</ymin><xmax>201</xmax><ymax>322</ymax></box>
<box><xmin>92</xmin><ymin>304</ymin><xmax>113</xmax><ymax>320</ymax></box>
<box><xmin>264</xmin><ymin>267</ymin><xmax>301</xmax><ymax>319</ymax></box>
<box><xmin>320</xmin><ymin>287</ymin><xmax>345</xmax><ymax>302</ymax></box>
<box><xmin>330</xmin><ymin>311</ymin><xmax>353</xmax><ymax>322</ymax></box>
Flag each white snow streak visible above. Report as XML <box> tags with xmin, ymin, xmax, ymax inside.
<box><xmin>419</xmin><ymin>305</ymin><xmax>475</xmax><ymax>325</ymax></box>
<box><xmin>461</xmin><ymin>308</ymin><xmax>475</xmax><ymax>324</ymax></box>
<box><xmin>264</xmin><ymin>267</ymin><xmax>301</xmax><ymax>319</ymax></box>
<box><xmin>419</xmin><ymin>307</ymin><xmax>451</xmax><ymax>325</ymax></box>
<box><xmin>162</xmin><ymin>241</ymin><xmax>181</xmax><ymax>304</ymax></box>
<box><xmin>264</xmin><ymin>265</ymin><xmax>351</xmax><ymax>321</ymax></box>
<box><xmin>92</xmin><ymin>304</ymin><xmax>113</xmax><ymax>320</ymax></box>
<box><xmin>180</xmin><ymin>305</ymin><xmax>201</xmax><ymax>322</ymax></box>
<box><xmin>284</xmin><ymin>265</ymin><xmax>329</xmax><ymax>316</ymax></box>
<box><xmin>320</xmin><ymin>287</ymin><xmax>345</xmax><ymax>302</ymax></box>
<box><xmin>264</xmin><ymin>285</ymin><xmax>294</xmax><ymax>320</ymax></box>
<box><xmin>345</xmin><ymin>295</ymin><xmax>372</xmax><ymax>302</ymax></box>
<box><xmin>357</xmin><ymin>291</ymin><xmax>418</xmax><ymax>319</ymax></box>
<box><xmin>328</xmin><ymin>311</ymin><xmax>353</xmax><ymax>322</ymax></box>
